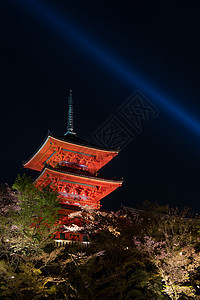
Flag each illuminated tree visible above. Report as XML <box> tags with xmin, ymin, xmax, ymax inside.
<box><xmin>0</xmin><ymin>183</ymin><xmax>20</xmax><ymax>216</ymax></box>
<box><xmin>133</xmin><ymin>206</ymin><xmax>200</xmax><ymax>299</ymax></box>
<box><xmin>0</xmin><ymin>175</ymin><xmax>62</xmax><ymax>299</ymax></box>
<box><xmin>12</xmin><ymin>173</ymin><xmax>60</xmax><ymax>242</ymax></box>
<box><xmin>1</xmin><ymin>179</ymin><xmax>200</xmax><ymax>300</ymax></box>
<box><xmin>66</xmin><ymin>208</ymin><xmax>167</xmax><ymax>300</ymax></box>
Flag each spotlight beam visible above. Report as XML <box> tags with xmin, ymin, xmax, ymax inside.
<box><xmin>13</xmin><ymin>0</ymin><xmax>200</xmax><ymax>137</ymax></box>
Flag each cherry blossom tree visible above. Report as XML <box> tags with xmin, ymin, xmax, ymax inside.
<box><xmin>133</xmin><ymin>206</ymin><xmax>200</xmax><ymax>299</ymax></box>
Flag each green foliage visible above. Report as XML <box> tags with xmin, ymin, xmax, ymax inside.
<box><xmin>0</xmin><ymin>175</ymin><xmax>67</xmax><ymax>299</ymax></box>
<box><xmin>0</xmin><ymin>261</ymin><xmax>43</xmax><ymax>299</ymax></box>
<box><xmin>12</xmin><ymin>173</ymin><xmax>60</xmax><ymax>241</ymax></box>
<box><xmin>65</xmin><ymin>214</ymin><xmax>167</xmax><ymax>300</ymax></box>
<box><xmin>1</xmin><ymin>178</ymin><xmax>200</xmax><ymax>300</ymax></box>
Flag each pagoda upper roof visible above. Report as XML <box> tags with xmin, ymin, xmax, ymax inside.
<box><xmin>24</xmin><ymin>133</ymin><xmax>119</xmax><ymax>173</ymax></box>
<box><xmin>53</xmin><ymin>133</ymin><xmax>118</xmax><ymax>151</ymax></box>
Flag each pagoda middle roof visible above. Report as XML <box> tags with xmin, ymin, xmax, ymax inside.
<box><xmin>34</xmin><ymin>165</ymin><xmax>123</xmax><ymax>185</ymax></box>
<box><xmin>24</xmin><ymin>134</ymin><xmax>119</xmax><ymax>172</ymax></box>
<box><xmin>34</xmin><ymin>166</ymin><xmax>123</xmax><ymax>207</ymax></box>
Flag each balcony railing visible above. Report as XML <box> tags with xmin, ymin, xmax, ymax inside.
<box><xmin>54</xmin><ymin>239</ymin><xmax>90</xmax><ymax>247</ymax></box>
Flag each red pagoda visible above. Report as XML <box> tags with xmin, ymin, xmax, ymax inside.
<box><xmin>24</xmin><ymin>90</ymin><xmax>123</xmax><ymax>243</ymax></box>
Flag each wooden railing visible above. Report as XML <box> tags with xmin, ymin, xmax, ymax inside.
<box><xmin>54</xmin><ymin>239</ymin><xmax>90</xmax><ymax>247</ymax></box>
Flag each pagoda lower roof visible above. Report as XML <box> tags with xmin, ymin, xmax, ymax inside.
<box><xmin>24</xmin><ymin>134</ymin><xmax>119</xmax><ymax>173</ymax></box>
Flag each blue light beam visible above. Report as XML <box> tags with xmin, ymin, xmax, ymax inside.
<box><xmin>14</xmin><ymin>0</ymin><xmax>200</xmax><ymax>137</ymax></box>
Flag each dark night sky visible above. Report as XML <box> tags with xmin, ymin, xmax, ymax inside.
<box><xmin>1</xmin><ymin>0</ymin><xmax>200</xmax><ymax>211</ymax></box>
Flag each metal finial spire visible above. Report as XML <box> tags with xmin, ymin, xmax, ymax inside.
<box><xmin>64</xmin><ymin>89</ymin><xmax>76</xmax><ymax>136</ymax></box>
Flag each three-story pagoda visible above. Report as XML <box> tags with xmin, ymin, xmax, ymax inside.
<box><xmin>24</xmin><ymin>90</ymin><xmax>123</xmax><ymax>214</ymax></box>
